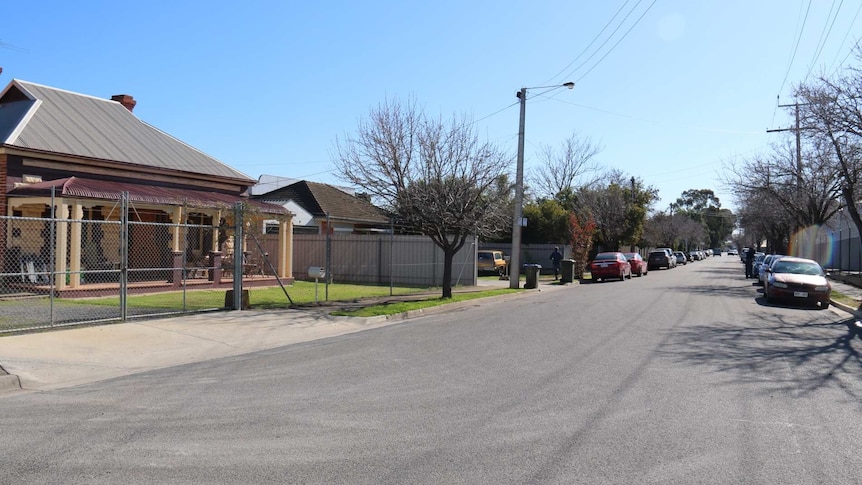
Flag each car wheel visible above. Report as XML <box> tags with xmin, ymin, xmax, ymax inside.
<box><xmin>821</xmin><ymin>300</ymin><xmax>830</xmax><ymax>309</ymax></box>
<box><xmin>764</xmin><ymin>287</ymin><xmax>772</xmax><ymax>303</ymax></box>
<box><xmin>619</xmin><ymin>272</ymin><xmax>625</xmax><ymax>281</ymax></box>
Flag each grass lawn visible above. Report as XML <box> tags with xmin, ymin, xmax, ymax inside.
<box><xmin>0</xmin><ymin>279</ymin><xmax>530</xmax><ymax>332</ymax></box>
<box><xmin>331</xmin><ymin>288</ymin><xmax>518</xmax><ymax>317</ymax></box>
<box><xmin>830</xmin><ymin>290</ymin><xmax>858</xmax><ymax>310</ymax></box>
<box><xmin>61</xmin><ymin>281</ymin><xmax>438</xmax><ymax>311</ymax></box>
<box><xmin>69</xmin><ymin>281</ymin><xmax>522</xmax><ymax>318</ymax></box>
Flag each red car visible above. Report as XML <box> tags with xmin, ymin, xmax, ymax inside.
<box><xmin>590</xmin><ymin>252</ymin><xmax>632</xmax><ymax>282</ymax></box>
<box><xmin>623</xmin><ymin>252</ymin><xmax>648</xmax><ymax>277</ymax></box>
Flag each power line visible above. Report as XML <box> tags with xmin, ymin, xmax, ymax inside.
<box><xmin>560</xmin><ymin>0</ymin><xmax>646</xmax><ymax>81</ymax></box>
<box><xmin>541</xmin><ymin>0</ymin><xmax>633</xmax><ymax>86</ymax></box>
<box><xmin>777</xmin><ymin>0</ymin><xmax>812</xmax><ymax>97</ymax></box>
<box><xmin>827</xmin><ymin>2</ymin><xmax>862</xmax><ymax>74</ymax></box>
<box><xmin>0</xmin><ymin>40</ymin><xmax>27</xmax><ymax>53</ymax></box>
<box><xmin>802</xmin><ymin>0</ymin><xmax>843</xmax><ymax>84</ymax></box>
<box><xmin>470</xmin><ymin>101</ymin><xmax>520</xmax><ymax>125</ymax></box>
<box><xmin>573</xmin><ymin>0</ymin><xmax>658</xmax><ymax>84</ymax></box>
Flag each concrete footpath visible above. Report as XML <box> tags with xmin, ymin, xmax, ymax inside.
<box><xmin>0</xmin><ymin>278</ymin><xmax>561</xmax><ymax>394</ymax></box>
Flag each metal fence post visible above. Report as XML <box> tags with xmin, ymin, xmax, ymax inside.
<box><xmin>233</xmin><ymin>202</ymin><xmax>243</xmax><ymax>311</ymax></box>
<box><xmin>49</xmin><ymin>187</ymin><xmax>56</xmax><ymax>326</ymax></box>
<box><xmin>120</xmin><ymin>192</ymin><xmax>129</xmax><ymax>320</ymax></box>
<box><xmin>325</xmin><ymin>212</ymin><xmax>331</xmax><ymax>301</ymax></box>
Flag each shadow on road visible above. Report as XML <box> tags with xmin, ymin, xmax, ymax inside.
<box><xmin>658</xmin><ymin>313</ymin><xmax>862</xmax><ymax>405</ymax></box>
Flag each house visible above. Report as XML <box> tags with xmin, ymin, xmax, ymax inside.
<box><xmin>0</xmin><ymin>79</ymin><xmax>293</xmax><ymax>292</ymax></box>
<box><xmin>252</xmin><ymin>179</ymin><xmax>390</xmax><ymax>234</ymax></box>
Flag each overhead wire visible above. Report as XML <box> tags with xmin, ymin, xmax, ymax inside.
<box><xmin>771</xmin><ymin>0</ymin><xmax>811</xmax><ymax>129</ymax></box>
<box><xmin>558</xmin><ymin>0</ymin><xmax>646</xmax><ymax>82</ymax></box>
<box><xmin>827</xmin><ymin>1</ymin><xmax>862</xmax><ymax>74</ymax></box>
<box><xmin>540</xmin><ymin>0</ymin><xmax>633</xmax><ymax>86</ymax></box>
<box><xmin>573</xmin><ymin>0</ymin><xmax>657</xmax><ymax>84</ymax></box>
<box><xmin>802</xmin><ymin>0</ymin><xmax>843</xmax><ymax>84</ymax></box>
<box><xmin>776</xmin><ymin>0</ymin><xmax>812</xmax><ymax>98</ymax></box>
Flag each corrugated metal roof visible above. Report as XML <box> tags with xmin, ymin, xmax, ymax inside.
<box><xmin>0</xmin><ymin>80</ymin><xmax>253</xmax><ymax>182</ymax></box>
<box><xmin>8</xmin><ymin>176</ymin><xmax>288</xmax><ymax>215</ymax></box>
<box><xmin>254</xmin><ymin>180</ymin><xmax>389</xmax><ymax>224</ymax></box>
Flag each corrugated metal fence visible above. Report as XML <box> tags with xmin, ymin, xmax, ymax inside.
<box><xmin>262</xmin><ymin>233</ymin><xmax>480</xmax><ymax>288</ymax></box>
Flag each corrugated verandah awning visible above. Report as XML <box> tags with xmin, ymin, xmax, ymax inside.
<box><xmin>7</xmin><ymin>176</ymin><xmax>289</xmax><ymax>215</ymax></box>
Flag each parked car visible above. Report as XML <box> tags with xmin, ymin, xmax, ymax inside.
<box><xmin>623</xmin><ymin>252</ymin><xmax>648</xmax><ymax>277</ymax></box>
<box><xmin>713</xmin><ymin>248</ymin><xmax>722</xmax><ymax>256</ymax></box>
<box><xmin>655</xmin><ymin>248</ymin><xmax>677</xmax><ymax>268</ymax></box>
<box><xmin>757</xmin><ymin>254</ymin><xmax>785</xmax><ymax>286</ymax></box>
<box><xmin>763</xmin><ymin>256</ymin><xmax>831</xmax><ymax>309</ymax></box>
<box><xmin>674</xmin><ymin>251</ymin><xmax>688</xmax><ymax>265</ymax></box>
<box><xmin>477</xmin><ymin>250</ymin><xmax>507</xmax><ymax>275</ymax></box>
<box><xmin>647</xmin><ymin>250</ymin><xmax>674</xmax><ymax>270</ymax></box>
<box><xmin>590</xmin><ymin>252</ymin><xmax>632</xmax><ymax>282</ymax></box>
<box><xmin>751</xmin><ymin>252</ymin><xmax>766</xmax><ymax>276</ymax></box>
<box><xmin>728</xmin><ymin>248</ymin><xmax>739</xmax><ymax>256</ymax></box>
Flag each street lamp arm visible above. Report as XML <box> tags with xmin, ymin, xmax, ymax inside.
<box><xmin>516</xmin><ymin>82</ymin><xmax>575</xmax><ymax>99</ymax></box>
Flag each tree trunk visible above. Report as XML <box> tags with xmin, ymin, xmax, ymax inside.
<box><xmin>442</xmin><ymin>248</ymin><xmax>454</xmax><ymax>298</ymax></box>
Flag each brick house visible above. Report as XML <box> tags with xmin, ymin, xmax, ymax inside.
<box><xmin>0</xmin><ymin>79</ymin><xmax>293</xmax><ymax>292</ymax></box>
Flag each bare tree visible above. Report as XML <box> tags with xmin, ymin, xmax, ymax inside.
<box><xmin>796</xmin><ymin>64</ymin><xmax>862</xmax><ymax>240</ymax></box>
<box><xmin>333</xmin><ymin>97</ymin><xmax>512</xmax><ymax>298</ymax></box>
<box><xmin>530</xmin><ymin>132</ymin><xmax>602</xmax><ymax>199</ymax></box>
<box><xmin>724</xmin><ymin>141</ymin><xmax>840</xmax><ymax>229</ymax></box>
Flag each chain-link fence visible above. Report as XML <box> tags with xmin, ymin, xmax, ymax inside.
<box><xmin>0</xmin><ymin>194</ymin><xmax>252</xmax><ymax>333</ymax></box>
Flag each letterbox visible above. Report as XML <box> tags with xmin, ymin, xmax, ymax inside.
<box><xmin>308</xmin><ymin>266</ymin><xmax>325</xmax><ymax>279</ymax></box>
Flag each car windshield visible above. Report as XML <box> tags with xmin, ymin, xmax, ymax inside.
<box><xmin>478</xmin><ymin>253</ymin><xmax>492</xmax><ymax>260</ymax></box>
<box><xmin>594</xmin><ymin>253</ymin><xmax>618</xmax><ymax>260</ymax></box>
<box><xmin>771</xmin><ymin>261</ymin><xmax>824</xmax><ymax>275</ymax></box>
<box><xmin>623</xmin><ymin>253</ymin><xmax>637</xmax><ymax>259</ymax></box>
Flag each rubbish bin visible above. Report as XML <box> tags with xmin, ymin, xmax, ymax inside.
<box><xmin>561</xmin><ymin>259</ymin><xmax>575</xmax><ymax>283</ymax></box>
<box><xmin>524</xmin><ymin>264</ymin><xmax>542</xmax><ymax>289</ymax></box>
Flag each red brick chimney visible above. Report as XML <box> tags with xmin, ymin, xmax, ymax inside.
<box><xmin>111</xmin><ymin>94</ymin><xmax>136</xmax><ymax>112</ymax></box>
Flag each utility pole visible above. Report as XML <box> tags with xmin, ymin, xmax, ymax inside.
<box><xmin>766</xmin><ymin>101</ymin><xmax>804</xmax><ymax>193</ymax></box>
<box><xmin>509</xmin><ymin>88</ymin><xmax>527</xmax><ymax>290</ymax></box>
<box><xmin>630</xmin><ymin>176</ymin><xmax>636</xmax><ymax>253</ymax></box>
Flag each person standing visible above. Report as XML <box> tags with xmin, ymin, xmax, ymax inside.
<box><xmin>550</xmin><ymin>247</ymin><xmax>563</xmax><ymax>280</ymax></box>
<box><xmin>744</xmin><ymin>247</ymin><xmax>755</xmax><ymax>278</ymax></box>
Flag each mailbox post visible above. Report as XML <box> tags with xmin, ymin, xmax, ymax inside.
<box><xmin>308</xmin><ymin>266</ymin><xmax>325</xmax><ymax>303</ymax></box>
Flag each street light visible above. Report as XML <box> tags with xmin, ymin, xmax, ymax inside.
<box><xmin>509</xmin><ymin>82</ymin><xmax>575</xmax><ymax>289</ymax></box>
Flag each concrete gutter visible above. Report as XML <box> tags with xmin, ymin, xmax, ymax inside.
<box><xmin>0</xmin><ymin>366</ymin><xmax>21</xmax><ymax>392</ymax></box>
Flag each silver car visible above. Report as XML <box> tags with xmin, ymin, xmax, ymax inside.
<box><xmin>758</xmin><ymin>254</ymin><xmax>785</xmax><ymax>286</ymax></box>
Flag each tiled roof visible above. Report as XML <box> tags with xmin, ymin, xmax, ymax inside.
<box><xmin>254</xmin><ymin>180</ymin><xmax>389</xmax><ymax>224</ymax></box>
<box><xmin>0</xmin><ymin>79</ymin><xmax>253</xmax><ymax>182</ymax></box>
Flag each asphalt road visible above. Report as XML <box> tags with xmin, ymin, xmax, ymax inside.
<box><xmin>2</xmin><ymin>257</ymin><xmax>860</xmax><ymax>484</ymax></box>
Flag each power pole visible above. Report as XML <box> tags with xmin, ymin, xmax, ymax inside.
<box><xmin>766</xmin><ymin>101</ymin><xmax>803</xmax><ymax>193</ymax></box>
<box><xmin>630</xmin><ymin>176</ymin><xmax>636</xmax><ymax>253</ymax></box>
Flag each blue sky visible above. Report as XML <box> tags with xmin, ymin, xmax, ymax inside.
<box><xmin>3</xmin><ymin>1</ymin><xmax>861</xmax><ymax>213</ymax></box>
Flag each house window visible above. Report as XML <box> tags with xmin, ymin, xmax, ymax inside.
<box><xmin>264</xmin><ymin>221</ymin><xmax>280</xmax><ymax>234</ymax></box>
